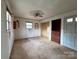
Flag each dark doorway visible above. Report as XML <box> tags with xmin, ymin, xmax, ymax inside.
<box><xmin>51</xmin><ymin>19</ymin><xmax>61</xmax><ymax>44</ymax></box>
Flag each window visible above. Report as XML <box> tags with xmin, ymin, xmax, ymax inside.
<box><xmin>75</xmin><ymin>17</ymin><xmax>77</xmax><ymax>22</ymax></box>
<box><xmin>26</xmin><ymin>22</ymin><xmax>33</xmax><ymax>29</ymax></box>
<box><xmin>6</xmin><ymin>11</ymin><xmax>11</xmax><ymax>31</ymax></box>
<box><xmin>67</xmin><ymin>18</ymin><xmax>73</xmax><ymax>22</ymax></box>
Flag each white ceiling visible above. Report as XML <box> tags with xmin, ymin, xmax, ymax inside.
<box><xmin>8</xmin><ymin>0</ymin><xmax>77</xmax><ymax>20</ymax></box>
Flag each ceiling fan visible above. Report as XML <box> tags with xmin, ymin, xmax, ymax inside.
<box><xmin>30</xmin><ymin>10</ymin><xmax>44</xmax><ymax>18</ymax></box>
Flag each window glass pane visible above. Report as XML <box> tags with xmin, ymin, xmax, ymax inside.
<box><xmin>7</xmin><ymin>21</ymin><xmax>9</xmax><ymax>30</ymax></box>
<box><xmin>26</xmin><ymin>22</ymin><xmax>32</xmax><ymax>29</ymax></box>
<box><xmin>9</xmin><ymin>14</ymin><xmax>11</xmax><ymax>21</ymax></box>
<box><xmin>6</xmin><ymin>11</ymin><xmax>9</xmax><ymax>20</ymax></box>
<box><xmin>26</xmin><ymin>23</ymin><xmax>32</xmax><ymax>25</ymax></box>
<box><xmin>75</xmin><ymin>17</ymin><xmax>77</xmax><ymax>22</ymax></box>
<box><xmin>6</xmin><ymin>11</ymin><xmax>11</xmax><ymax>21</ymax></box>
<box><xmin>67</xmin><ymin>18</ymin><xmax>73</xmax><ymax>22</ymax></box>
<box><xmin>26</xmin><ymin>25</ymin><xmax>32</xmax><ymax>29</ymax></box>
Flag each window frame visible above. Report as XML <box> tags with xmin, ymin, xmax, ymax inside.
<box><xmin>25</xmin><ymin>22</ymin><xmax>33</xmax><ymax>29</ymax></box>
<box><xmin>6</xmin><ymin>10</ymin><xmax>12</xmax><ymax>32</ymax></box>
<box><xmin>67</xmin><ymin>18</ymin><xmax>73</xmax><ymax>23</ymax></box>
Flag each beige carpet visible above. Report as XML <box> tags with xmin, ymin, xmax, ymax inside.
<box><xmin>10</xmin><ymin>37</ymin><xmax>77</xmax><ymax>59</ymax></box>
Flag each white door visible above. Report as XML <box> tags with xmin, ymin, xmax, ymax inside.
<box><xmin>63</xmin><ymin>17</ymin><xmax>77</xmax><ymax>50</ymax></box>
